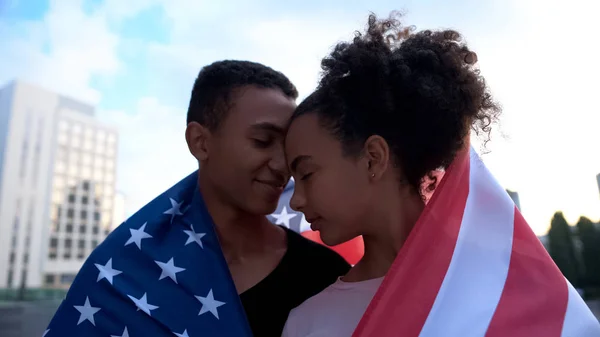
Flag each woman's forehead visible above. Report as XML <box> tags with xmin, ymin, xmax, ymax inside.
<box><xmin>285</xmin><ymin>114</ymin><xmax>341</xmax><ymax>160</ymax></box>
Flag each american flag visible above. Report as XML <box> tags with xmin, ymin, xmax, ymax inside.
<box><xmin>268</xmin><ymin>181</ymin><xmax>311</xmax><ymax>234</ymax></box>
<box><xmin>352</xmin><ymin>146</ymin><xmax>600</xmax><ymax>337</ymax></box>
<box><xmin>44</xmin><ymin>172</ymin><xmax>253</xmax><ymax>337</ymax></box>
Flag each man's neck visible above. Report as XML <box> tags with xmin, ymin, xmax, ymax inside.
<box><xmin>198</xmin><ymin>177</ymin><xmax>285</xmax><ymax>263</ymax></box>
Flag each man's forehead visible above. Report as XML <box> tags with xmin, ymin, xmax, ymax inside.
<box><xmin>226</xmin><ymin>87</ymin><xmax>294</xmax><ymax>130</ymax></box>
<box><xmin>249</xmin><ymin>121</ymin><xmax>287</xmax><ymax>134</ymax></box>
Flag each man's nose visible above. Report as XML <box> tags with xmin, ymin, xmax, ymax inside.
<box><xmin>268</xmin><ymin>143</ymin><xmax>290</xmax><ymax>177</ymax></box>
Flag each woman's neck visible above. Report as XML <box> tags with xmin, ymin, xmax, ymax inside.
<box><xmin>343</xmin><ymin>191</ymin><xmax>424</xmax><ymax>282</ymax></box>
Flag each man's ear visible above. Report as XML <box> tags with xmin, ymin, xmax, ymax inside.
<box><xmin>363</xmin><ymin>135</ymin><xmax>391</xmax><ymax>181</ymax></box>
<box><xmin>185</xmin><ymin>122</ymin><xmax>210</xmax><ymax>162</ymax></box>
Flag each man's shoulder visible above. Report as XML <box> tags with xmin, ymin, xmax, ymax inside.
<box><xmin>283</xmin><ymin>227</ymin><xmax>351</xmax><ymax>275</ymax></box>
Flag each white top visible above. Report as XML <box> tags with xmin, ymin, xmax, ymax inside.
<box><xmin>281</xmin><ymin>276</ymin><xmax>384</xmax><ymax>337</ymax></box>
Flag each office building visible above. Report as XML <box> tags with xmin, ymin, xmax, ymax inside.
<box><xmin>0</xmin><ymin>81</ymin><xmax>118</xmax><ymax>289</ymax></box>
<box><xmin>111</xmin><ymin>191</ymin><xmax>127</xmax><ymax>231</ymax></box>
<box><xmin>506</xmin><ymin>189</ymin><xmax>521</xmax><ymax>211</ymax></box>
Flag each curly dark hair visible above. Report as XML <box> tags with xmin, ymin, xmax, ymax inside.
<box><xmin>187</xmin><ymin>60</ymin><xmax>299</xmax><ymax>129</ymax></box>
<box><xmin>293</xmin><ymin>12</ymin><xmax>501</xmax><ymax>194</ymax></box>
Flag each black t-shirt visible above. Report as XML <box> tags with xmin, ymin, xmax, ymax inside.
<box><xmin>239</xmin><ymin>226</ymin><xmax>351</xmax><ymax>337</ymax></box>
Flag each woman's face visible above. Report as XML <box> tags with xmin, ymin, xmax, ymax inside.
<box><xmin>285</xmin><ymin>113</ymin><xmax>373</xmax><ymax>246</ymax></box>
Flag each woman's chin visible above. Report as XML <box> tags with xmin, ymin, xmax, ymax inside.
<box><xmin>319</xmin><ymin>231</ymin><xmax>344</xmax><ymax>247</ymax></box>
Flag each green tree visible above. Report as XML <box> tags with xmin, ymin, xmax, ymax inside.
<box><xmin>548</xmin><ymin>212</ymin><xmax>580</xmax><ymax>287</ymax></box>
<box><xmin>576</xmin><ymin>216</ymin><xmax>600</xmax><ymax>289</ymax></box>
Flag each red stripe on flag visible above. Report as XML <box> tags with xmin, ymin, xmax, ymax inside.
<box><xmin>352</xmin><ymin>148</ymin><xmax>471</xmax><ymax>337</ymax></box>
<box><xmin>485</xmin><ymin>208</ymin><xmax>568</xmax><ymax>337</ymax></box>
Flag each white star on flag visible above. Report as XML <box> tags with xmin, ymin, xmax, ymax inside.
<box><xmin>155</xmin><ymin>257</ymin><xmax>185</xmax><ymax>283</ymax></box>
<box><xmin>74</xmin><ymin>296</ymin><xmax>101</xmax><ymax>326</ymax></box>
<box><xmin>111</xmin><ymin>327</ymin><xmax>129</xmax><ymax>337</ymax></box>
<box><xmin>270</xmin><ymin>206</ymin><xmax>297</xmax><ymax>228</ymax></box>
<box><xmin>127</xmin><ymin>292</ymin><xmax>159</xmax><ymax>316</ymax></box>
<box><xmin>164</xmin><ymin>198</ymin><xmax>184</xmax><ymax>223</ymax></box>
<box><xmin>43</xmin><ymin>329</ymin><xmax>50</xmax><ymax>337</ymax></box>
<box><xmin>195</xmin><ymin>289</ymin><xmax>226</xmax><ymax>319</ymax></box>
<box><xmin>95</xmin><ymin>258</ymin><xmax>122</xmax><ymax>284</ymax></box>
<box><xmin>174</xmin><ymin>329</ymin><xmax>190</xmax><ymax>337</ymax></box>
<box><xmin>125</xmin><ymin>222</ymin><xmax>152</xmax><ymax>249</ymax></box>
<box><xmin>184</xmin><ymin>225</ymin><xmax>206</xmax><ymax>248</ymax></box>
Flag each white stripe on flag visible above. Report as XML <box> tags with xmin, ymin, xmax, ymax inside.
<box><xmin>561</xmin><ymin>280</ymin><xmax>600</xmax><ymax>336</ymax></box>
<box><xmin>419</xmin><ymin>149</ymin><xmax>515</xmax><ymax>337</ymax></box>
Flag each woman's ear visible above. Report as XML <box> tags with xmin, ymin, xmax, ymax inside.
<box><xmin>185</xmin><ymin>122</ymin><xmax>210</xmax><ymax>162</ymax></box>
<box><xmin>363</xmin><ymin>135</ymin><xmax>391</xmax><ymax>181</ymax></box>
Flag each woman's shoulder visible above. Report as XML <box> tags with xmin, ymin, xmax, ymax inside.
<box><xmin>282</xmin><ymin>277</ymin><xmax>382</xmax><ymax>337</ymax></box>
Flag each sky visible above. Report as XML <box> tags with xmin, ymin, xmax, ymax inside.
<box><xmin>0</xmin><ymin>0</ymin><xmax>599</xmax><ymax>235</ymax></box>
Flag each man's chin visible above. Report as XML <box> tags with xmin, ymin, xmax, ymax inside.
<box><xmin>245</xmin><ymin>200</ymin><xmax>280</xmax><ymax>217</ymax></box>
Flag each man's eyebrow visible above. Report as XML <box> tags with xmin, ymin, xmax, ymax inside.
<box><xmin>290</xmin><ymin>155</ymin><xmax>311</xmax><ymax>173</ymax></box>
<box><xmin>250</xmin><ymin>122</ymin><xmax>285</xmax><ymax>134</ymax></box>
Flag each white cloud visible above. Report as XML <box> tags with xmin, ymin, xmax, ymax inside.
<box><xmin>99</xmin><ymin>97</ymin><xmax>197</xmax><ymax>216</ymax></box>
<box><xmin>0</xmin><ymin>0</ymin><xmax>120</xmax><ymax>104</ymax></box>
<box><xmin>3</xmin><ymin>0</ymin><xmax>599</xmax><ymax>234</ymax></box>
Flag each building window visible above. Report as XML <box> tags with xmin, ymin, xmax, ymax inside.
<box><xmin>66</xmin><ymin>224</ymin><xmax>73</xmax><ymax>233</ymax></box>
<box><xmin>93</xmin><ymin>226</ymin><xmax>99</xmax><ymax>235</ymax></box>
<box><xmin>78</xmin><ymin>240</ymin><xmax>85</xmax><ymax>248</ymax></box>
<box><xmin>83</xmin><ymin>181</ymin><xmax>90</xmax><ymax>191</ymax></box>
<box><xmin>45</xmin><ymin>274</ymin><xmax>55</xmax><ymax>285</ymax></box>
<box><xmin>49</xmin><ymin>252</ymin><xmax>57</xmax><ymax>259</ymax></box>
<box><xmin>84</xmin><ymin>139</ymin><xmax>94</xmax><ymax>151</ymax></box>
<box><xmin>7</xmin><ymin>270</ymin><xmax>13</xmax><ymax>287</ymax></box>
<box><xmin>65</xmin><ymin>238</ymin><xmax>72</xmax><ymax>248</ymax></box>
<box><xmin>58</xmin><ymin>132</ymin><xmax>69</xmax><ymax>146</ymax></box>
<box><xmin>60</xmin><ymin>274</ymin><xmax>76</xmax><ymax>285</ymax></box>
<box><xmin>94</xmin><ymin>212</ymin><xmax>100</xmax><ymax>221</ymax></box>
<box><xmin>9</xmin><ymin>253</ymin><xmax>15</xmax><ymax>264</ymax></box>
<box><xmin>77</xmin><ymin>253</ymin><xmax>85</xmax><ymax>260</ymax></box>
<box><xmin>95</xmin><ymin>142</ymin><xmax>106</xmax><ymax>155</ymax></box>
<box><xmin>63</xmin><ymin>252</ymin><xmax>71</xmax><ymax>259</ymax></box>
<box><xmin>67</xmin><ymin>208</ymin><xmax>74</xmax><ymax>219</ymax></box>
<box><xmin>91</xmin><ymin>240</ymin><xmax>98</xmax><ymax>248</ymax></box>
<box><xmin>79</xmin><ymin>225</ymin><xmax>86</xmax><ymax>234</ymax></box>
<box><xmin>81</xmin><ymin>166</ymin><xmax>92</xmax><ymax>179</ymax></box>
<box><xmin>68</xmin><ymin>194</ymin><xmax>76</xmax><ymax>203</ymax></box>
<box><xmin>23</xmin><ymin>254</ymin><xmax>29</xmax><ymax>264</ymax></box>
<box><xmin>59</xmin><ymin>120</ymin><xmax>69</xmax><ymax>132</ymax></box>
<box><xmin>82</xmin><ymin>196</ymin><xmax>89</xmax><ymax>204</ymax></box>
<box><xmin>80</xmin><ymin>210</ymin><xmax>87</xmax><ymax>219</ymax></box>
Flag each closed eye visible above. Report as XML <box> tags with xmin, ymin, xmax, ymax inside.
<box><xmin>253</xmin><ymin>138</ymin><xmax>273</xmax><ymax>148</ymax></box>
<box><xmin>300</xmin><ymin>173</ymin><xmax>313</xmax><ymax>181</ymax></box>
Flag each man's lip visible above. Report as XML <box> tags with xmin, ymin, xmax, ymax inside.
<box><xmin>256</xmin><ymin>180</ymin><xmax>286</xmax><ymax>189</ymax></box>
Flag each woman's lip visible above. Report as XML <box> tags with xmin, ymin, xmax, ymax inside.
<box><xmin>307</xmin><ymin>217</ymin><xmax>322</xmax><ymax>230</ymax></box>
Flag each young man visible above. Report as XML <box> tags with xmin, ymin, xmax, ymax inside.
<box><xmin>183</xmin><ymin>60</ymin><xmax>351</xmax><ymax>336</ymax></box>
<box><xmin>43</xmin><ymin>60</ymin><xmax>349</xmax><ymax>337</ymax></box>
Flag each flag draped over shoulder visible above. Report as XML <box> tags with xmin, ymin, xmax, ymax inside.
<box><xmin>352</xmin><ymin>146</ymin><xmax>600</xmax><ymax>337</ymax></box>
<box><xmin>44</xmin><ymin>172</ymin><xmax>253</xmax><ymax>337</ymax></box>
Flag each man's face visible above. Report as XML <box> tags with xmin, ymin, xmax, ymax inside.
<box><xmin>197</xmin><ymin>86</ymin><xmax>296</xmax><ymax>215</ymax></box>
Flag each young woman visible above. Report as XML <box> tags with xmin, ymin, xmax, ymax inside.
<box><xmin>281</xmin><ymin>12</ymin><xmax>500</xmax><ymax>337</ymax></box>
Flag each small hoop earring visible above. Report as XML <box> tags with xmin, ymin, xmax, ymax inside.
<box><xmin>371</xmin><ymin>173</ymin><xmax>375</xmax><ymax>178</ymax></box>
